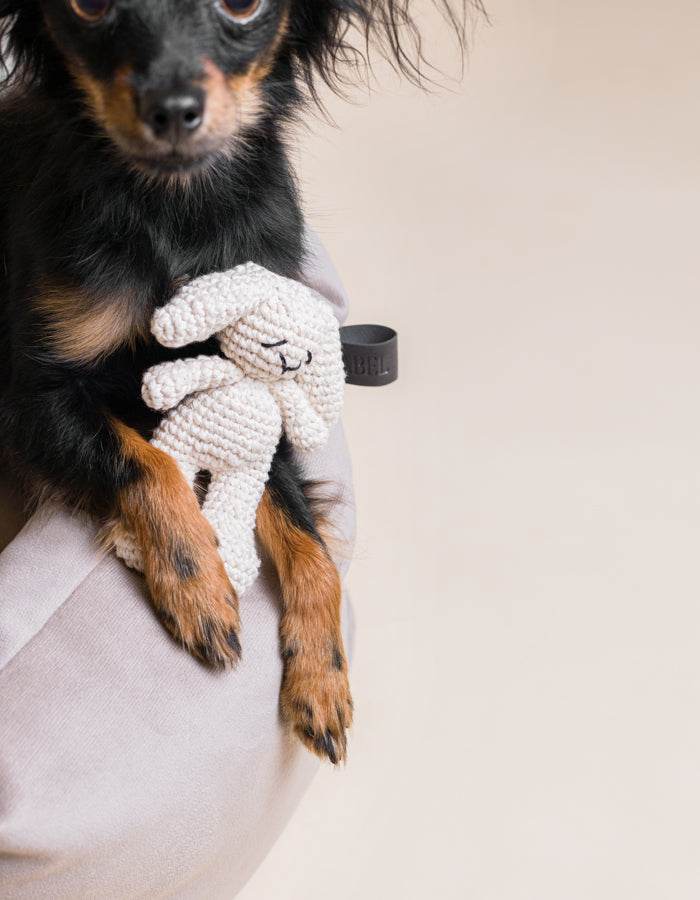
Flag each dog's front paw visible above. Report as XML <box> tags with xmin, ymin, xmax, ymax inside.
<box><xmin>107</xmin><ymin>513</ymin><xmax>241</xmax><ymax>669</ymax></box>
<box><xmin>152</xmin><ymin>568</ymin><xmax>241</xmax><ymax>670</ymax></box>
<box><xmin>144</xmin><ymin>524</ymin><xmax>242</xmax><ymax>670</ymax></box>
<box><xmin>280</xmin><ymin>642</ymin><xmax>353</xmax><ymax>764</ymax></box>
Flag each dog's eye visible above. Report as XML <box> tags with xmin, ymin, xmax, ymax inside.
<box><xmin>69</xmin><ymin>0</ymin><xmax>112</xmax><ymax>22</ymax></box>
<box><xmin>219</xmin><ymin>0</ymin><xmax>263</xmax><ymax>23</ymax></box>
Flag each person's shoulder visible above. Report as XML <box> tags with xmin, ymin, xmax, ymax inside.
<box><xmin>301</xmin><ymin>227</ymin><xmax>351</xmax><ymax>326</ymax></box>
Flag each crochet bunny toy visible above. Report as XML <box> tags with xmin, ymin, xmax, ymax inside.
<box><xmin>115</xmin><ymin>262</ymin><xmax>345</xmax><ymax>595</ymax></box>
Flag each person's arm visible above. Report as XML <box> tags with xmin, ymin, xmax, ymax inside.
<box><xmin>0</xmin><ymin>231</ymin><xmax>356</xmax><ymax>898</ymax></box>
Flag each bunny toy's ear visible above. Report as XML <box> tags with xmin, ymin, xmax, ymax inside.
<box><xmin>151</xmin><ymin>262</ymin><xmax>279</xmax><ymax>348</ymax></box>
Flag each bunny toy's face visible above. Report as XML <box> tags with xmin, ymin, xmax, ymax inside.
<box><xmin>255</xmin><ymin>337</ymin><xmax>313</xmax><ymax>378</ymax></box>
<box><xmin>234</xmin><ymin>332</ymin><xmax>314</xmax><ymax>381</ymax></box>
<box><xmin>217</xmin><ymin>295</ymin><xmax>331</xmax><ymax>383</ymax></box>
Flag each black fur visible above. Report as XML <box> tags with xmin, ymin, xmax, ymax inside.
<box><xmin>331</xmin><ymin>645</ymin><xmax>344</xmax><ymax>670</ymax></box>
<box><xmin>0</xmin><ymin>0</ymin><xmax>476</xmax><ymax>532</ymax></box>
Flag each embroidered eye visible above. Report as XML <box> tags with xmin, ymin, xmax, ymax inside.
<box><xmin>69</xmin><ymin>0</ymin><xmax>113</xmax><ymax>22</ymax></box>
<box><xmin>219</xmin><ymin>0</ymin><xmax>264</xmax><ymax>23</ymax></box>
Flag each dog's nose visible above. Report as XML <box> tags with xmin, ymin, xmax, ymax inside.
<box><xmin>140</xmin><ymin>88</ymin><xmax>205</xmax><ymax>142</ymax></box>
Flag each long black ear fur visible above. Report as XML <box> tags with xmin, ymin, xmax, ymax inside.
<box><xmin>0</xmin><ymin>0</ymin><xmax>43</xmax><ymax>87</ymax></box>
<box><xmin>287</xmin><ymin>0</ymin><xmax>486</xmax><ymax>98</ymax></box>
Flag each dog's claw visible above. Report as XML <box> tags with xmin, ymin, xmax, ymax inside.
<box><xmin>320</xmin><ymin>729</ymin><xmax>339</xmax><ymax>764</ymax></box>
<box><xmin>189</xmin><ymin>619</ymin><xmax>241</xmax><ymax>670</ymax></box>
<box><xmin>226</xmin><ymin>630</ymin><xmax>242</xmax><ymax>658</ymax></box>
<box><xmin>281</xmin><ymin>649</ymin><xmax>353</xmax><ymax>765</ymax></box>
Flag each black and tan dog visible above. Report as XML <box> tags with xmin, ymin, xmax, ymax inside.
<box><xmin>0</xmin><ymin>0</ymin><xmax>475</xmax><ymax>762</ymax></box>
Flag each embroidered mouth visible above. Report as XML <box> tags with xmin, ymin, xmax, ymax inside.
<box><xmin>279</xmin><ymin>352</ymin><xmax>302</xmax><ymax>374</ymax></box>
<box><xmin>279</xmin><ymin>350</ymin><xmax>313</xmax><ymax>374</ymax></box>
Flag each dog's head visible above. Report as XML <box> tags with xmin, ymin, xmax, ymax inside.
<box><xmin>0</xmin><ymin>0</ymin><xmax>479</xmax><ymax>177</ymax></box>
<box><xmin>1</xmin><ymin>0</ymin><xmax>294</xmax><ymax>176</ymax></box>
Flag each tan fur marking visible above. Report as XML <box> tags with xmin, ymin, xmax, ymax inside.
<box><xmin>111</xmin><ymin>421</ymin><xmax>241</xmax><ymax>668</ymax></box>
<box><xmin>72</xmin><ymin>64</ymin><xmax>144</xmax><ymax>145</ymax></box>
<box><xmin>203</xmin><ymin>14</ymin><xmax>289</xmax><ymax>140</ymax></box>
<box><xmin>35</xmin><ymin>282</ymin><xmax>149</xmax><ymax>365</ymax></box>
<box><xmin>41</xmin><ymin>15</ymin><xmax>140</xmax><ymax>144</ymax></box>
<box><xmin>199</xmin><ymin>60</ymin><xmax>264</xmax><ymax>141</ymax></box>
<box><xmin>257</xmin><ymin>488</ymin><xmax>353</xmax><ymax>763</ymax></box>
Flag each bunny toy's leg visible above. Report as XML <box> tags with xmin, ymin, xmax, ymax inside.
<box><xmin>201</xmin><ymin>467</ymin><xmax>267</xmax><ymax>597</ymax></box>
<box><xmin>193</xmin><ymin>379</ymin><xmax>282</xmax><ymax>596</ymax></box>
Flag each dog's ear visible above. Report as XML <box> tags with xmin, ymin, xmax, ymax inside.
<box><xmin>0</xmin><ymin>0</ymin><xmax>43</xmax><ymax>86</ymax></box>
<box><xmin>287</xmin><ymin>0</ymin><xmax>485</xmax><ymax>98</ymax></box>
<box><xmin>0</xmin><ymin>0</ymin><xmax>22</xmax><ymax>18</ymax></box>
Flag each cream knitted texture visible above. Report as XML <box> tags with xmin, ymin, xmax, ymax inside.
<box><xmin>141</xmin><ymin>355</ymin><xmax>244</xmax><ymax>411</ymax></box>
<box><xmin>114</xmin><ymin>262</ymin><xmax>345</xmax><ymax>596</ymax></box>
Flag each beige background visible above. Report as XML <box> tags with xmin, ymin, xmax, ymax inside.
<box><xmin>242</xmin><ymin>1</ymin><xmax>700</xmax><ymax>898</ymax></box>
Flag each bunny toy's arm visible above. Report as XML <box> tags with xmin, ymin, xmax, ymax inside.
<box><xmin>142</xmin><ymin>355</ymin><xmax>244</xmax><ymax>411</ymax></box>
<box><xmin>268</xmin><ymin>380</ymin><xmax>331</xmax><ymax>452</ymax></box>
